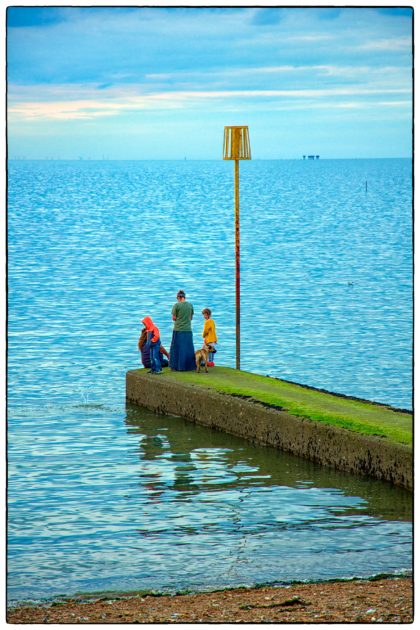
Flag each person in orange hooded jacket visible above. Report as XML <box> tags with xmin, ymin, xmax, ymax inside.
<box><xmin>138</xmin><ymin>328</ymin><xmax>169</xmax><ymax>369</ymax></box>
<box><xmin>142</xmin><ymin>316</ymin><xmax>163</xmax><ymax>374</ymax></box>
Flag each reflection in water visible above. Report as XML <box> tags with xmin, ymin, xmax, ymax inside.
<box><xmin>123</xmin><ymin>404</ymin><xmax>412</xmax><ymax>592</ymax></box>
<box><xmin>7</xmin><ymin>402</ymin><xmax>412</xmax><ymax>605</ymax></box>
<box><xmin>126</xmin><ymin>405</ymin><xmax>412</xmax><ymax>522</ymax></box>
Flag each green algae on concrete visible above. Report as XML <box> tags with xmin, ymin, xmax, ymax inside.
<box><xmin>126</xmin><ymin>367</ymin><xmax>412</xmax><ymax>489</ymax></box>
<box><xmin>161</xmin><ymin>367</ymin><xmax>412</xmax><ymax>447</ymax></box>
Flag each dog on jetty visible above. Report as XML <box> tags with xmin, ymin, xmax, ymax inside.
<box><xmin>195</xmin><ymin>344</ymin><xmax>213</xmax><ymax>373</ymax></box>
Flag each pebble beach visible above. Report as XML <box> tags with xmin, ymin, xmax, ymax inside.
<box><xmin>8</xmin><ymin>577</ymin><xmax>413</xmax><ymax>624</ymax></box>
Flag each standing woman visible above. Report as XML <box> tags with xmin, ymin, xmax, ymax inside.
<box><xmin>169</xmin><ymin>290</ymin><xmax>196</xmax><ymax>371</ymax></box>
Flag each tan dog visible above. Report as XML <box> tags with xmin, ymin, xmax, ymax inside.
<box><xmin>195</xmin><ymin>344</ymin><xmax>213</xmax><ymax>373</ymax></box>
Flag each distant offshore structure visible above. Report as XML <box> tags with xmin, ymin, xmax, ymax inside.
<box><xmin>302</xmin><ymin>155</ymin><xmax>320</xmax><ymax>160</ymax></box>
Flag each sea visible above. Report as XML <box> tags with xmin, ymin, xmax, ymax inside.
<box><xmin>7</xmin><ymin>158</ymin><xmax>413</xmax><ymax>604</ymax></box>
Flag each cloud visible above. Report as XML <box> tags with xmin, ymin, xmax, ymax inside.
<box><xmin>9</xmin><ymin>100</ymin><xmax>120</xmax><ymax>121</ymax></box>
<box><xmin>285</xmin><ymin>34</ymin><xmax>335</xmax><ymax>43</ymax></box>
<box><xmin>376</xmin><ymin>8</ymin><xmax>413</xmax><ymax>17</ymax></box>
<box><xmin>7</xmin><ymin>7</ymin><xmax>67</xmax><ymax>28</ymax></box>
<box><xmin>6</xmin><ymin>6</ymin><xmax>413</xmax><ymax>158</ymax></box>
<box><xmin>251</xmin><ymin>8</ymin><xmax>286</xmax><ymax>26</ymax></box>
<box><xmin>8</xmin><ymin>82</ymin><xmax>412</xmax><ymax>122</ymax></box>
<box><xmin>359</xmin><ymin>36</ymin><xmax>412</xmax><ymax>51</ymax></box>
<box><xmin>143</xmin><ymin>63</ymin><xmax>411</xmax><ymax>97</ymax></box>
<box><xmin>7</xmin><ymin>7</ymin><xmax>411</xmax><ymax>86</ymax></box>
<box><xmin>317</xmin><ymin>9</ymin><xmax>342</xmax><ymax>21</ymax></box>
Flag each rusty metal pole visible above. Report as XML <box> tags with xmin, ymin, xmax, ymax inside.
<box><xmin>234</xmin><ymin>158</ymin><xmax>240</xmax><ymax>370</ymax></box>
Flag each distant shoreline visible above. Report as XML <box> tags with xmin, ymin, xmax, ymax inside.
<box><xmin>8</xmin><ymin>156</ymin><xmax>412</xmax><ymax>162</ymax></box>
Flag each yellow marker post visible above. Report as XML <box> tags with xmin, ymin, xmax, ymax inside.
<box><xmin>223</xmin><ymin>126</ymin><xmax>251</xmax><ymax>370</ymax></box>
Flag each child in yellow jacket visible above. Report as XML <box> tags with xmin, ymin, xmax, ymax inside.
<box><xmin>201</xmin><ymin>308</ymin><xmax>217</xmax><ymax>367</ymax></box>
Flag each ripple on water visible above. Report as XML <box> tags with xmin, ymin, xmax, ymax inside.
<box><xmin>7</xmin><ymin>159</ymin><xmax>413</xmax><ymax>603</ymax></box>
<box><xmin>7</xmin><ymin>402</ymin><xmax>412</xmax><ymax>604</ymax></box>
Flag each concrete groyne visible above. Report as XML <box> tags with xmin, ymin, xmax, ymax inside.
<box><xmin>126</xmin><ymin>369</ymin><xmax>412</xmax><ymax>490</ymax></box>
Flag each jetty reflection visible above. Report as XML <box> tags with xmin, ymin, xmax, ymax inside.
<box><xmin>125</xmin><ymin>403</ymin><xmax>412</xmax><ymax>523</ymax></box>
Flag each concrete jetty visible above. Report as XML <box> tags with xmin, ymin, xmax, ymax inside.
<box><xmin>126</xmin><ymin>368</ymin><xmax>412</xmax><ymax>490</ymax></box>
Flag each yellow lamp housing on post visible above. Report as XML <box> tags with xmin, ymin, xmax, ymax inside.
<box><xmin>223</xmin><ymin>126</ymin><xmax>251</xmax><ymax>160</ymax></box>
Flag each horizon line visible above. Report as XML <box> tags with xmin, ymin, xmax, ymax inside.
<box><xmin>8</xmin><ymin>156</ymin><xmax>412</xmax><ymax>162</ymax></box>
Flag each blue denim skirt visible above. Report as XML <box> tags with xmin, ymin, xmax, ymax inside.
<box><xmin>169</xmin><ymin>331</ymin><xmax>196</xmax><ymax>371</ymax></box>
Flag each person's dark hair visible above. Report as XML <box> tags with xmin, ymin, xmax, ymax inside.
<box><xmin>202</xmin><ymin>308</ymin><xmax>211</xmax><ymax>317</ymax></box>
<box><xmin>177</xmin><ymin>290</ymin><xmax>186</xmax><ymax>299</ymax></box>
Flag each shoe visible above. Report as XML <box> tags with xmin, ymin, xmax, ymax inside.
<box><xmin>207</xmin><ymin>362</ymin><xmax>215</xmax><ymax>367</ymax></box>
<box><xmin>147</xmin><ymin>370</ymin><xmax>153</xmax><ymax>374</ymax></box>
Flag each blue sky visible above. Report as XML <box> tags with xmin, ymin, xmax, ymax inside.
<box><xmin>7</xmin><ymin>6</ymin><xmax>413</xmax><ymax>159</ymax></box>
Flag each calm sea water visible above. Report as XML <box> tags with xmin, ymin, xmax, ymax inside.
<box><xmin>7</xmin><ymin>159</ymin><xmax>412</xmax><ymax>604</ymax></box>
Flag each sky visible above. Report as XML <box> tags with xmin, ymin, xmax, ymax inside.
<box><xmin>6</xmin><ymin>4</ymin><xmax>413</xmax><ymax>159</ymax></box>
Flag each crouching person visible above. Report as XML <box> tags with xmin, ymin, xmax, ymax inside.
<box><xmin>141</xmin><ymin>316</ymin><xmax>163</xmax><ymax>374</ymax></box>
<box><xmin>138</xmin><ymin>328</ymin><xmax>169</xmax><ymax>369</ymax></box>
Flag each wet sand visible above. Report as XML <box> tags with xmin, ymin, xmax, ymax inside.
<box><xmin>8</xmin><ymin>577</ymin><xmax>413</xmax><ymax>624</ymax></box>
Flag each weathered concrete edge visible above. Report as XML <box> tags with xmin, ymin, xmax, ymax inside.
<box><xmin>126</xmin><ymin>370</ymin><xmax>413</xmax><ymax>491</ymax></box>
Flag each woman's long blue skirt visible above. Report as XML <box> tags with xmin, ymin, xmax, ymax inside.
<box><xmin>169</xmin><ymin>331</ymin><xmax>196</xmax><ymax>371</ymax></box>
